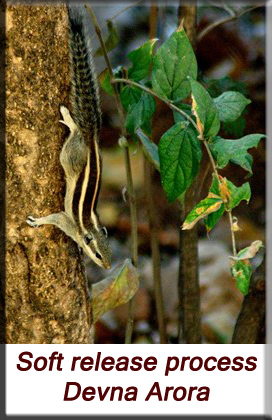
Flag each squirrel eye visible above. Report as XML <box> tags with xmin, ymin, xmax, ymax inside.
<box><xmin>102</xmin><ymin>227</ymin><xmax>108</xmax><ymax>237</ymax></box>
<box><xmin>84</xmin><ymin>234</ymin><xmax>93</xmax><ymax>245</ymax></box>
<box><xmin>95</xmin><ymin>252</ymin><xmax>102</xmax><ymax>260</ymax></box>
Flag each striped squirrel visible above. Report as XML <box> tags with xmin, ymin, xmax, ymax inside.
<box><xmin>27</xmin><ymin>5</ymin><xmax>111</xmax><ymax>269</ymax></box>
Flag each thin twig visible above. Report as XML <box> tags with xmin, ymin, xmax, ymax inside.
<box><xmin>86</xmin><ymin>5</ymin><xmax>138</xmax><ymax>344</ymax></box>
<box><xmin>198</xmin><ymin>5</ymin><xmax>263</xmax><ymax>42</ymax></box>
<box><xmin>112</xmin><ymin>78</ymin><xmax>198</xmax><ymax>130</ymax></box>
<box><xmin>141</xmin><ymin>0</ymin><xmax>166</xmax><ymax>344</ymax></box>
<box><xmin>220</xmin><ymin>4</ymin><xmax>236</xmax><ymax>17</ymax></box>
<box><xmin>90</xmin><ymin>1</ymin><xmax>143</xmax><ymax>44</ymax></box>
<box><xmin>202</xmin><ymin>139</ymin><xmax>237</xmax><ymax>257</ymax></box>
<box><xmin>228</xmin><ymin>210</ymin><xmax>237</xmax><ymax>257</ymax></box>
<box><xmin>110</xmin><ymin>0</ymin><xmax>143</xmax><ymax>22</ymax></box>
<box><xmin>202</xmin><ymin>138</ymin><xmax>237</xmax><ymax>255</ymax></box>
<box><xmin>202</xmin><ymin>139</ymin><xmax>220</xmax><ymax>183</ymax></box>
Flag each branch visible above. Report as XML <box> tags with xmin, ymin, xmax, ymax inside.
<box><xmin>198</xmin><ymin>6</ymin><xmax>263</xmax><ymax>42</ymax></box>
<box><xmin>112</xmin><ymin>78</ymin><xmax>198</xmax><ymax>130</ymax></box>
<box><xmin>110</xmin><ymin>0</ymin><xmax>143</xmax><ymax>22</ymax></box>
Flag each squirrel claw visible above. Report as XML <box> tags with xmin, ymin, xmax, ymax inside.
<box><xmin>26</xmin><ymin>216</ymin><xmax>38</xmax><ymax>228</ymax></box>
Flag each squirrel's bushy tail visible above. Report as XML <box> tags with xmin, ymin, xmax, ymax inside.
<box><xmin>67</xmin><ymin>5</ymin><xmax>101</xmax><ymax>139</ymax></box>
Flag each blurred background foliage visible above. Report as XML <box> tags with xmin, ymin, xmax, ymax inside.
<box><xmin>85</xmin><ymin>2</ymin><xmax>265</xmax><ymax>344</ymax></box>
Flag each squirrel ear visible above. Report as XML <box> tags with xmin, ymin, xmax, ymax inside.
<box><xmin>102</xmin><ymin>227</ymin><xmax>108</xmax><ymax>237</ymax></box>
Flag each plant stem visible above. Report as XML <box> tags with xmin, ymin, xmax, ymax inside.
<box><xmin>143</xmin><ymin>0</ymin><xmax>166</xmax><ymax>344</ymax></box>
<box><xmin>203</xmin><ymin>139</ymin><xmax>237</xmax><ymax>257</ymax></box>
<box><xmin>110</xmin><ymin>0</ymin><xmax>143</xmax><ymax>22</ymax></box>
<box><xmin>86</xmin><ymin>5</ymin><xmax>138</xmax><ymax>344</ymax></box>
<box><xmin>144</xmin><ymin>159</ymin><xmax>166</xmax><ymax>343</ymax></box>
<box><xmin>202</xmin><ymin>139</ymin><xmax>220</xmax><ymax>182</ymax></box>
<box><xmin>227</xmin><ymin>210</ymin><xmax>237</xmax><ymax>257</ymax></box>
<box><xmin>112</xmin><ymin>78</ymin><xmax>198</xmax><ymax>131</ymax></box>
<box><xmin>124</xmin><ymin>146</ymin><xmax>138</xmax><ymax>343</ymax></box>
<box><xmin>86</xmin><ymin>6</ymin><xmax>125</xmax><ymax>129</ymax></box>
<box><xmin>198</xmin><ymin>6</ymin><xmax>262</xmax><ymax>42</ymax></box>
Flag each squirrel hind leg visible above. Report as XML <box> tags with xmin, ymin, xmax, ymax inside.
<box><xmin>59</xmin><ymin>105</ymin><xmax>78</xmax><ymax>133</ymax></box>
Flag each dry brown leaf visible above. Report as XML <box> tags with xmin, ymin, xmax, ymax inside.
<box><xmin>92</xmin><ymin>259</ymin><xmax>139</xmax><ymax>323</ymax></box>
<box><xmin>230</xmin><ymin>240</ymin><xmax>264</xmax><ymax>262</ymax></box>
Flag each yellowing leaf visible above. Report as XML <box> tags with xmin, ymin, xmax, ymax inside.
<box><xmin>92</xmin><ymin>259</ymin><xmax>139</xmax><ymax>323</ymax></box>
<box><xmin>231</xmin><ymin>240</ymin><xmax>264</xmax><ymax>261</ymax></box>
<box><xmin>190</xmin><ymin>79</ymin><xmax>220</xmax><ymax>138</ymax></box>
<box><xmin>231</xmin><ymin>259</ymin><xmax>252</xmax><ymax>295</ymax></box>
<box><xmin>218</xmin><ymin>175</ymin><xmax>231</xmax><ymax>204</ymax></box>
<box><xmin>192</xmin><ymin>95</ymin><xmax>204</xmax><ymax>138</ymax></box>
<box><xmin>182</xmin><ymin>194</ymin><xmax>223</xmax><ymax>230</ymax></box>
<box><xmin>232</xmin><ymin>217</ymin><xmax>241</xmax><ymax>232</ymax></box>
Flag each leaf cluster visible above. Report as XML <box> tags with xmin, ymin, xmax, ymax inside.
<box><xmin>100</xmin><ymin>23</ymin><xmax>264</xmax><ymax>296</ymax></box>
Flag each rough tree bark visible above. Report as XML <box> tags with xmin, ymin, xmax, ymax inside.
<box><xmin>0</xmin><ymin>0</ymin><xmax>5</xmax><ymax>344</ymax></box>
<box><xmin>6</xmin><ymin>5</ymin><xmax>90</xmax><ymax>343</ymax></box>
<box><xmin>232</xmin><ymin>256</ymin><xmax>265</xmax><ymax>344</ymax></box>
<box><xmin>177</xmin><ymin>3</ymin><xmax>202</xmax><ymax>344</ymax></box>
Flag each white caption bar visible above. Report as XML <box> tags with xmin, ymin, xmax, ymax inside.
<box><xmin>6</xmin><ymin>344</ymin><xmax>264</xmax><ymax>415</ymax></box>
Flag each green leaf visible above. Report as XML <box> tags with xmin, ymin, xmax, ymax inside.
<box><xmin>231</xmin><ymin>260</ymin><xmax>252</xmax><ymax>295</ymax></box>
<box><xmin>190</xmin><ymin>79</ymin><xmax>220</xmax><ymax>138</ymax></box>
<box><xmin>99</xmin><ymin>68</ymin><xmax>114</xmax><ymax>95</ymax></box>
<box><xmin>204</xmin><ymin>205</ymin><xmax>225</xmax><ymax>233</ymax></box>
<box><xmin>99</xmin><ymin>66</ymin><xmax>123</xmax><ymax>96</ymax></box>
<box><xmin>204</xmin><ymin>176</ymin><xmax>251</xmax><ymax>232</ymax></box>
<box><xmin>204</xmin><ymin>176</ymin><xmax>225</xmax><ymax>232</ymax></box>
<box><xmin>227</xmin><ymin>180</ymin><xmax>251</xmax><ymax>210</ymax></box>
<box><xmin>136</xmin><ymin>128</ymin><xmax>160</xmax><ymax>171</ymax></box>
<box><xmin>128</xmin><ymin>39</ymin><xmax>158</xmax><ymax>82</ymax></box>
<box><xmin>210</xmin><ymin>175</ymin><xmax>251</xmax><ymax>209</ymax></box>
<box><xmin>210</xmin><ymin>134</ymin><xmax>265</xmax><ymax>174</ymax></box>
<box><xmin>95</xmin><ymin>20</ymin><xmax>119</xmax><ymax>56</ymax></box>
<box><xmin>120</xmin><ymin>85</ymin><xmax>142</xmax><ymax>111</ymax></box>
<box><xmin>214</xmin><ymin>91</ymin><xmax>251</xmax><ymax>123</ymax></box>
<box><xmin>126</xmin><ymin>93</ymin><xmax>156</xmax><ymax>136</ymax></box>
<box><xmin>152</xmin><ymin>27</ymin><xmax>197</xmax><ymax>101</ymax></box>
<box><xmin>182</xmin><ymin>193</ymin><xmax>223</xmax><ymax>230</ymax></box>
<box><xmin>159</xmin><ymin>124</ymin><xmax>202</xmax><ymax>202</ymax></box>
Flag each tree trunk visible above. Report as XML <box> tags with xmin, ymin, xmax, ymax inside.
<box><xmin>177</xmin><ymin>3</ymin><xmax>202</xmax><ymax>344</ymax></box>
<box><xmin>0</xmin><ymin>0</ymin><xmax>5</xmax><ymax>344</ymax></box>
<box><xmin>6</xmin><ymin>5</ymin><xmax>90</xmax><ymax>343</ymax></box>
<box><xmin>232</xmin><ymin>256</ymin><xmax>265</xmax><ymax>344</ymax></box>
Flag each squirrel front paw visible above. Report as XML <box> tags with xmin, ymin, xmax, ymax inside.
<box><xmin>26</xmin><ymin>216</ymin><xmax>38</xmax><ymax>227</ymax></box>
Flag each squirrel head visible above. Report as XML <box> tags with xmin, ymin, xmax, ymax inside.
<box><xmin>81</xmin><ymin>224</ymin><xmax>111</xmax><ymax>270</ymax></box>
